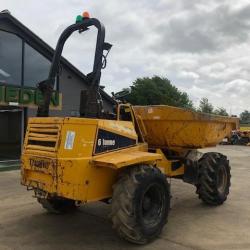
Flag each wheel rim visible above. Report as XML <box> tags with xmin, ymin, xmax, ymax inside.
<box><xmin>217</xmin><ymin>165</ymin><xmax>228</xmax><ymax>194</ymax></box>
<box><xmin>140</xmin><ymin>183</ymin><xmax>165</xmax><ymax>227</ymax></box>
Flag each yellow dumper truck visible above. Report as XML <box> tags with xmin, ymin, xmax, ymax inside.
<box><xmin>21</xmin><ymin>13</ymin><xmax>239</xmax><ymax>244</ymax></box>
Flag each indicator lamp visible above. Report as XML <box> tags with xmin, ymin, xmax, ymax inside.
<box><xmin>75</xmin><ymin>15</ymin><xmax>83</xmax><ymax>23</ymax></box>
<box><xmin>82</xmin><ymin>11</ymin><xmax>90</xmax><ymax>19</ymax></box>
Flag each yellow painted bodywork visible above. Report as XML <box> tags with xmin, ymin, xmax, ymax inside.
<box><xmin>93</xmin><ymin>145</ymin><xmax>162</xmax><ymax>169</ymax></box>
<box><xmin>133</xmin><ymin>105</ymin><xmax>239</xmax><ymax>149</ymax></box>
<box><xmin>21</xmin><ymin>105</ymin><xmax>239</xmax><ymax>203</ymax></box>
<box><xmin>155</xmin><ymin>149</ymin><xmax>184</xmax><ymax>176</ymax></box>
<box><xmin>240</xmin><ymin>126</ymin><xmax>250</xmax><ymax>131</ymax></box>
<box><xmin>21</xmin><ymin>117</ymin><xmax>166</xmax><ymax>202</ymax></box>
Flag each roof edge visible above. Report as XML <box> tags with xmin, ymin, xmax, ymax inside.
<box><xmin>0</xmin><ymin>10</ymin><xmax>116</xmax><ymax>105</ymax></box>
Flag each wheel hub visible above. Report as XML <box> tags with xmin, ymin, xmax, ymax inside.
<box><xmin>141</xmin><ymin>183</ymin><xmax>165</xmax><ymax>226</ymax></box>
<box><xmin>142</xmin><ymin>196</ymin><xmax>152</xmax><ymax>212</ymax></box>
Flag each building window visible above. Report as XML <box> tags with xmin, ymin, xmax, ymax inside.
<box><xmin>0</xmin><ymin>30</ymin><xmax>22</xmax><ymax>85</ymax></box>
<box><xmin>0</xmin><ymin>30</ymin><xmax>57</xmax><ymax>90</ymax></box>
<box><xmin>24</xmin><ymin>43</ymin><xmax>51</xmax><ymax>88</ymax></box>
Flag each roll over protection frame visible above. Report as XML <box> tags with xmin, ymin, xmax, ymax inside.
<box><xmin>36</xmin><ymin>17</ymin><xmax>112</xmax><ymax>117</ymax></box>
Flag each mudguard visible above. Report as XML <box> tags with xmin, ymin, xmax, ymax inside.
<box><xmin>92</xmin><ymin>146</ymin><xmax>162</xmax><ymax>169</ymax></box>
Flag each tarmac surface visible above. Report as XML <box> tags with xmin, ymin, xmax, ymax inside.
<box><xmin>0</xmin><ymin>145</ymin><xmax>250</xmax><ymax>250</ymax></box>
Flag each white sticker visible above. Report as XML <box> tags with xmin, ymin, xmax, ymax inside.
<box><xmin>148</xmin><ymin>108</ymin><xmax>153</xmax><ymax>113</ymax></box>
<box><xmin>64</xmin><ymin>131</ymin><xmax>75</xmax><ymax>150</ymax></box>
<box><xmin>153</xmin><ymin>116</ymin><xmax>160</xmax><ymax>120</ymax></box>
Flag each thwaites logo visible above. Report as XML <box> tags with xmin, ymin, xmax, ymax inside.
<box><xmin>95</xmin><ymin>129</ymin><xmax>136</xmax><ymax>154</ymax></box>
<box><xmin>29</xmin><ymin>158</ymin><xmax>57</xmax><ymax>170</ymax></box>
<box><xmin>30</xmin><ymin>158</ymin><xmax>50</xmax><ymax>169</ymax></box>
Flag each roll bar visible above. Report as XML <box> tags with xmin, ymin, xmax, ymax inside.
<box><xmin>37</xmin><ymin>16</ymin><xmax>112</xmax><ymax>117</ymax></box>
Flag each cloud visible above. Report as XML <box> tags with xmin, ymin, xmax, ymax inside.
<box><xmin>152</xmin><ymin>2</ymin><xmax>250</xmax><ymax>54</ymax></box>
<box><xmin>1</xmin><ymin>0</ymin><xmax>250</xmax><ymax>114</ymax></box>
<box><xmin>179</xmin><ymin>71</ymin><xmax>200</xmax><ymax>80</ymax></box>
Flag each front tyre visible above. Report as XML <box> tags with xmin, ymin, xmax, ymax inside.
<box><xmin>111</xmin><ymin>165</ymin><xmax>170</xmax><ymax>244</ymax></box>
<box><xmin>196</xmin><ymin>152</ymin><xmax>231</xmax><ymax>205</ymax></box>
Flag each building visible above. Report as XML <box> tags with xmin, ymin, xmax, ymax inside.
<box><xmin>0</xmin><ymin>10</ymin><xmax>115</xmax><ymax>163</ymax></box>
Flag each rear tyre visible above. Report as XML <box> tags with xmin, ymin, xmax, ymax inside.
<box><xmin>111</xmin><ymin>165</ymin><xmax>170</xmax><ymax>244</ymax></box>
<box><xmin>37</xmin><ymin>197</ymin><xmax>77</xmax><ymax>214</ymax></box>
<box><xmin>196</xmin><ymin>152</ymin><xmax>231</xmax><ymax>205</ymax></box>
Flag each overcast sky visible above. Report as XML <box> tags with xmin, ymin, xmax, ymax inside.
<box><xmin>2</xmin><ymin>0</ymin><xmax>250</xmax><ymax>115</ymax></box>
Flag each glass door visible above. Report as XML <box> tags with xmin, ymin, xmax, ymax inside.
<box><xmin>0</xmin><ymin>107</ymin><xmax>22</xmax><ymax>169</ymax></box>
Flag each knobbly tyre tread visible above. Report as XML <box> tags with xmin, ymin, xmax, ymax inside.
<box><xmin>196</xmin><ymin>152</ymin><xmax>231</xmax><ymax>205</ymax></box>
<box><xmin>111</xmin><ymin>165</ymin><xmax>170</xmax><ymax>244</ymax></box>
<box><xmin>37</xmin><ymin>197</ymin><xmax>77</xmax><ymax>214</ymax></box>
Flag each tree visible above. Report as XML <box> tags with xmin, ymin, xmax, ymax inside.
<box><xmin>198</xmin><ymin>98</ymin><xmax>213</xmax><ymax>114</ymax></box>
<box><xmin>240</xmin><ymin>110</ymin><xmax>250</xmax><ymax>123</ymax></box>
<box><xmin>214</xmin><ymin>107</ymin><xmax>229</xmax><ymax>116</ymax></box>
<box><xmin>123</xmin><ymin>76</ymin><xmax>193</xmax><ymax>108</ymax></box>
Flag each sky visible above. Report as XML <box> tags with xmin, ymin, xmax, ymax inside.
<box><xmin>2</xmin><ymin>0</ymin><xmax>250</xmax><ymax>115</ymax></box>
